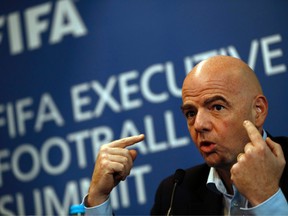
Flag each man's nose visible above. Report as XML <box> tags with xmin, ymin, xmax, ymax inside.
<box><xmin>194</xmin><ymin>109</ymin><xmax>212</xmax><ymax>133</ymax></box>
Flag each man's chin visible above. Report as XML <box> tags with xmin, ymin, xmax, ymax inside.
<box><xmin>204</xmin><ymin>158</ymin><xmax>219</xmax><ymax>168</ymax></box>
<box><xmin>204</xmin><ymin>154</ymin><xmax>230</xmax><ymax>169</ymax></box>
<box><xmin>203</xmin><ymin>153</ymin><xmax>219</xmax><ymax>166</ymax></box>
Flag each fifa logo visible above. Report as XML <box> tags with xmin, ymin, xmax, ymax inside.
<box><xmin>0</xmin><ymin>0</ymin><xmax>88</xmax><ymax>56</ymax></box>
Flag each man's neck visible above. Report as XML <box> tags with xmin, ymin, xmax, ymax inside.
<box><xmin>215</xmin><ymin>167</ymin><xmax>234</xmax><ymax>195</ymax></box>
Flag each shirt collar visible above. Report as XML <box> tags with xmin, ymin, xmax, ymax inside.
<box><xmin>207</xmin><ymin>167</ymin><xmax>227</xmax><ymax>195</ymax></box>
<box><xmin>263</xmin><ymin>129</ymin><xmax>267</xmax><ymax>140</ymax></box>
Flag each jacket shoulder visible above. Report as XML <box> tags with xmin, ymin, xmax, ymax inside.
<box><xmin>270</xmin><ymin>135</ymin><xmax>288</xmax><ymax>200</ymax></box>
<box><xmin>151</xmin><ymin>164</ymin><xmax>222</xmax><ymax>215</ymax></box>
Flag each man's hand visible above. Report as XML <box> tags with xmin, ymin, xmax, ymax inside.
<box><xmin>86</xmin><ymin>134</ymin><xmax>145</xmax><ymax>207</ymax></box>
<box><xmin>230</xmin><ymin>120</ymin><xmax>286</xmax><ymax>206</ymax></box>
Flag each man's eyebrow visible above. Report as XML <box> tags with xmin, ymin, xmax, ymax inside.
<box><xmin>180</xmin><ymin>103</ymin><xmax>195</xmax><ymax>112</ymax></box>
<box><xmin>203</xmin><ymin>95</ymin><xmax>230</xmax><ymax>106</ymax></box>
<box><xmin>180</xmin><ymin>95</ymin><xmax>230</xmax><ymax>111</ymax></box>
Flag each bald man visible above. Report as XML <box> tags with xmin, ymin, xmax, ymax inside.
<box><xmin>83</xmin><ymin>56</ymin><xmax>288</xmax><ymax>215</ymax></box>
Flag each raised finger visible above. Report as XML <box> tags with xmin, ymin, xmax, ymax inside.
<box><xmin>243</xmin><ymin>120</ymin><xmax>264</xmax><ymax>147</ymax></box>
<box><xmin>109</xmin><ymin>134</ymin><xmax>145</xmax><ymax>148</ymax></box>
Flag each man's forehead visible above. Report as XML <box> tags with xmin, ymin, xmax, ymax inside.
<box><xmin>182</xmin><ymin>71</ymin><xmax>243</xmax><ymax>100</ymax></box>
<box><xmin>182</xmin><ymin>94</ymin><xmax>230</xmax><ymax>107</ymax></box>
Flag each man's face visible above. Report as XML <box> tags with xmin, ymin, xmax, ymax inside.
<box><xmin>181</xmin><ymin>68</ymin><xmax>253</xmax><ymax>169</ymax></box>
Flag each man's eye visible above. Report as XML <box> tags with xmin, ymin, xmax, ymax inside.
<box><xmin>185</xmin><ymin>111</ymin><xmax>195</xmax><ymax>118</ymax></box>
<box><xmin>213</xmin><ymin>104</ymin><xmax>225</xmax><ymax>111</ymax></box>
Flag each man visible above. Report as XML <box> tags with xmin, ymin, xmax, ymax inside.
<box><xmin>83</xmin><ymin>56</ymin><xmax>288</xmax><ymax>215</ymax></box>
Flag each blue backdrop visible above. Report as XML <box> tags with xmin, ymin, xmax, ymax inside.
<box><xmin>0</xmin><ymin>1</ymin><xmax>287</xmax><ymax>215</ymax></box>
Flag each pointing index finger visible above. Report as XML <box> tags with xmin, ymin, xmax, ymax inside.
<box><xmin>109</xmin><ymin>134</ymin><xmax>145</xmax><ymax>148</ymax></box>
<box><xmin>243</xmin><ymin>120</ymin><xmax>264</xmax><ymax>146</ymax></box>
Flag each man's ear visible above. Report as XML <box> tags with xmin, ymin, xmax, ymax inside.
<box><xmin>254</xmin><ymin>95</ymin><xmax>268</xmax><ymax>127</ymax></box>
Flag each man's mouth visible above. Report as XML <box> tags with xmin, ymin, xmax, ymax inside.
<box><xmin>200</xmin><ymin>141</ymin><xmax>216</xmax><ymax>153</ymax></box>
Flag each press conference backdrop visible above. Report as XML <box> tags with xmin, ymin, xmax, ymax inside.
<box><xmin>0</xmin><ymin>1</ymin><xmax>287</xmax><ymax>215</ymax></box>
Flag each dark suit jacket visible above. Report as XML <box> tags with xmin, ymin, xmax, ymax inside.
<box><xmin>151</xmin><ymin>135</ymin><xmax>288</xmax><ymax>215</ymax></box>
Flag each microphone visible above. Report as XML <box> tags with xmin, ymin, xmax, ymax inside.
<box><xmin>166</xmin><ymin>169</ymin><xmax>186</xmax><ymax>216</ymax></box>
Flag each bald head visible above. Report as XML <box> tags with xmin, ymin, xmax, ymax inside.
<box><xmin>183</xmin><ymin>55</ymin><xmax>263</xmax><ymax>100</ymax></box>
